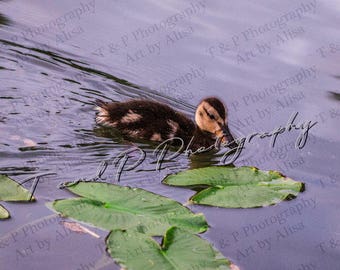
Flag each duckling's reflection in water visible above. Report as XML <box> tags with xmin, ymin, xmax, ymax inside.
<box><xmin>188</xmin><ymin>150</ymin><xmax>236</xmax><ymax>170</ymax></box>
<box><xmin>152</xmin><ymin>136</ymin><xmax>240</xmax><ymax>170</ymax></box>
<box><xmin>85</xmin><ymin>132</ymin><xmax>239</xmax><ymax>183</ymax></box>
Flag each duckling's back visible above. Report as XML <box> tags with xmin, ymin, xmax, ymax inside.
<box><xmin>95</xmin><ymin>99</ymin><xmax>195</xmax><ymax>144</ymax></box>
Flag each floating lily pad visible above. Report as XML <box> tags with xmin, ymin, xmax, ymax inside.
<box><xmin>162</xmin><ymin>166</ymin><xmax>304</xmax><ymax>208</ymax></box>
<box><xmin>107</xmin><ymin>227</ymin><xmax>233</xmax><ymax>270</ymax></box>
<box><xmin>0</xmin><ymin>174</ymin><xmax>34</xmax><ymax>201</ymax></box>
<box><xmin>0</xmin><ymin>174</ymin><xmax>34</xmax><ymax>220</ymax></box>
<box><xmin>0</xmin><ymin>204</ymin><xmax>10</xmax><ymax>219</ymax></box>
<box><xmin>52</xmin><ymin>182</ymin><xmax>208</xmax><ymax>235</ymax></box>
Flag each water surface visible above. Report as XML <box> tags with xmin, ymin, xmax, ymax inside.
<box><xmin>0</xmin><ymin>1</ymin><xmax>339</xmax><ymax>269</ymax></box>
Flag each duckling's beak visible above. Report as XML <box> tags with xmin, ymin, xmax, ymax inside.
<box><xmin>219</xmin><ymin>125</ymin><xmax>238</xmax><ymax>149</ymax></box>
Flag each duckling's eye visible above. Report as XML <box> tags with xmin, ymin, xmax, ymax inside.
<box><xmin>208</xmin><ymin>114</ymin><xmax>215</xmax><ymax>120</ymax></box>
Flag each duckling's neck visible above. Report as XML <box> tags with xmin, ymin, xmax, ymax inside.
<box><xmin>186</xmin><ymin>127</ymin><xmax>217</xmax><ymax>152</ymax></box>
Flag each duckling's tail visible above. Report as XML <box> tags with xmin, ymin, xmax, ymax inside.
<box><xmin>94</xmin><ymin>99</ymin><xmax>115</xmax><ymax>127</ymax></box>
<box><xmin>94</xmin><ymin>99</ymin><xmax>108</xmax><ymax>108</ymax></box>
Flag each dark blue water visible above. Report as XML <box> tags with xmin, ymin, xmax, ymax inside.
<box><xmin>0</xmin><ymin>1</ymin><xmax>339</xmax><ymax>269</ymax></box>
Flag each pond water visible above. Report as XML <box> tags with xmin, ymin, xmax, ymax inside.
<box><xmin>0</xmin><ymin>1</ymin><xmax>339</xmax><ymax>269</ymax></box>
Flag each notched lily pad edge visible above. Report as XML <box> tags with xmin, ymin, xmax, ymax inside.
<box><xmin>105</xmin><ymin>226</ymin><xmax>236</xmax><ymax>270</ymax></box>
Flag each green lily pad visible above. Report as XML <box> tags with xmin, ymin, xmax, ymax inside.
<box><xmin>107</xmin><ymin>227</ymin><xmax>232</xmax><ymax>270</ymax></box>
<box><xmin>162</xmin><ymin>166</ymin><xmax>304</xmax><ymax>208</ymax></box>
<box><xmin>0</xmin><ymin>174</ymin><xmax>34</xmax><ymax>201</ymax></box>
<box><xmin>0</xmin><ymin>174</ymin><xmax>35</xmax><ymax>219</ymax></box>
<box><xmin>0</xmin><ymin>204</ymin><xmax>10</xmax><ymax>219</ymax></box>
<box><xmin>52</xmin><ymin>182</ymin><xmax>208</xmax><ymax>235</ymax></box>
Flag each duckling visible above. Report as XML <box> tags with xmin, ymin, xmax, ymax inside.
<box><xmin>94</xmin><ymin>97</ymin><xmax>237</xmax><ymax>151</ymax></box>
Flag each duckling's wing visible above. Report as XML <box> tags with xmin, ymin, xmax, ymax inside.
<box><xmin>95</xmin><ymin>99</ymin><xmax>195</xmax><ymax>143</ymax></box>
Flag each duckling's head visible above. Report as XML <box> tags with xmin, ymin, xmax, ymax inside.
<box><xmin>195</xmin><ymin>97</ymin><xmax>237</xmax><ymax>147</ymax></box>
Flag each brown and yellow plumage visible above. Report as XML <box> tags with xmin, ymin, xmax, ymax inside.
<box><xmin>95</xmin><ymin>97</ymin><xmax>237</xmax><ymax>151</ymax></box>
